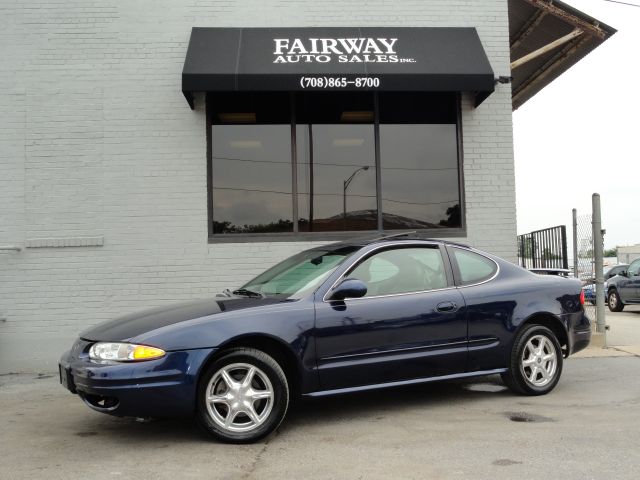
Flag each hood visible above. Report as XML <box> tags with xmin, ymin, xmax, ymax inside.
<box><xmin>80</xmin><ymin>296</ymin><xmax>285</xmax><ymax>342</ymax></box>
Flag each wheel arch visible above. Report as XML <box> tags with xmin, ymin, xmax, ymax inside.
<box><xmin>516</xmin><ymin>313</ymin><xmax>569</xmax><ymax>358</ymax></box>
<box><xmin>197</xmin><ymin>334</ymin><xmax>302</xmax><ymax>398</ymax></box>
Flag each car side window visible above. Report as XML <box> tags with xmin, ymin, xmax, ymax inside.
<box><xmin>453</xmin><ymin>248</ymin><xmax>497</xmax><ymax>285</ymax></box>
<box><xmin>349</xmin><ymin>247</ymin><xmax>447</xmax><ymax>297</ymax></box>
<box><xmin>629</xmin><ymin>260</ymin><xmax>640</xmax><ymax>277</ymax></box>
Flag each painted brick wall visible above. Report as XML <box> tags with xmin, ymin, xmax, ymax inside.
<box><xmin>0</xmin><ymin>0</ymin><xmax>515</xmax><ymax>372</ymax></box>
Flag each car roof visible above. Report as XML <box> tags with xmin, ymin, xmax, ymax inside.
<box><xmin>316</xmin><ymin>232</ymin><xmax>471</xmax><ymax>251</ymax></box>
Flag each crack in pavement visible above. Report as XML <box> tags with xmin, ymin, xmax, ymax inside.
<box><xmin>241</xmin><ymin>431</ymin><xmax>277</xmax><ymax>479</ymax></box>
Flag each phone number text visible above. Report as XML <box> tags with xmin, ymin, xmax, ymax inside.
<box><xmin>299</xmin><ymin>76</ymin><xmax>381</xmax><ymax>89</ymax></box>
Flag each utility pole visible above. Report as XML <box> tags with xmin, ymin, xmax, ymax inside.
<box><xmin>572</xmin><ymin>208</ymin><xmax>578</xmax><ymax>277</ymax></box>
<box><xmin>592</xmin><ymin>194</ymin><xmax>606</xmax><ymax>335</ymax></box>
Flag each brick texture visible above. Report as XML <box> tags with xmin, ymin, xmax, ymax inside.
<box><xmin>0</xmin><ymin>0</ymin><xmax>515</xmax><ymax>371</ymax></box>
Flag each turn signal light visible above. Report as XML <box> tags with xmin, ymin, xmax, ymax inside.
<box><xmin>132</xmin><ymin>345</ymin><xmax>166</xmax><ymax>360</ymax></box>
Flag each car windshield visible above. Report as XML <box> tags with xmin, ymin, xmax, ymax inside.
<box><xmin>240</xmin><ymin>246</ymin><xmax>361</xmax><ymax>299</ymax></box>
<box><xmin>606</xmin><ymin>265</ymin><xmax>627</xmax><ymax>275</ymax></box>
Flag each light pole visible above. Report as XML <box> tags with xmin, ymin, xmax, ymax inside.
<box><xmin>343</xmin><ymin>166</ymin><xmax>370</xmax><ymax>221</ymax></box>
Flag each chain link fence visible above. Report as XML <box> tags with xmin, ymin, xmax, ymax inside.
<box><xmin>575</xmin><ymin>213</ymin><xmax>595</xmax><ymax>320</ymax></box>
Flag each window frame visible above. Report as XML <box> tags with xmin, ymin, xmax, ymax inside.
<box><xmin>447</xmin><ymin>245</ymin><xmax>500</xmax><ymax>287</ymax></box>
<box><xmin>323</xmin><ymin>243</ymin><xmax>456</xmax><ymax>301</ymax></box>
<box><xmin>206</xmin><ymin>92</ymin><xmax>466</xmax><ymax>243</ymax></box>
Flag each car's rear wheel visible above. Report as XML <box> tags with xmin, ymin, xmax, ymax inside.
<box><xmin>196</xmin><ymin>348</ymin><xmax>289</xmax><ymax>443</ymax></box>
<box><xmin>608</xmin><ymin>289</ymin><xmax>624</xmax><ymax>312</ymax></box>
<box><xmin>501</xmin><ymin>324</ymin><xmax>563</xmax><ymax>396</ymax></box>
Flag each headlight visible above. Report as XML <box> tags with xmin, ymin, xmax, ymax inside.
<box><xmin>89</xmin><ymin>342</ymin><xmax>165</xmax><ymax>362</ymax></box>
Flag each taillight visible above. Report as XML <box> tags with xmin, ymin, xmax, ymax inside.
<box><xmin>580</xmin><ymin>290</ymin><xmax>585</xmax><ymax>305</ymax></box>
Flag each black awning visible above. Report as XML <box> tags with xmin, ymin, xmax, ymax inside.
<box><xmin>182</xmin><ymin>27</ymin><xmax>495</xmax><ymax>109</ymax></box>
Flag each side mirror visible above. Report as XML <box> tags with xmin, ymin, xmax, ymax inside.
<box><xmin>619</xmin><ymin>270</ymin><xmax>628</xmax><ymax>277</ymax></box>
<box><xmin>329</xmin><ymin>278</ymin><xmax>367</xmax><ymax>301</ymax></box>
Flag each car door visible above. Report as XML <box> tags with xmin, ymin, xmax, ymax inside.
<box><xmin>621</xmin><ymin>259</ymin><xmax>640</xmax><ymax>302</ymax></box>
<box><xmin>314</xmin><ymin>244</ymin><xmax>467</xmax><ymax>391</ymax></box>
<box><xmin>446</xmin><ymin>246</ymin><xmax>509</xmax><ymax>373</ymax></box>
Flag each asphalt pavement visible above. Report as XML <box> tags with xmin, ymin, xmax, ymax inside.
<box><xmin>1</xmin><ymin>349</ymin><xmax>639</xmax><ymax>479</ymax></box>
<box><xmin>603</xmin><ymin>305</ymin><xmax>640</xmax><ymax>349</ymax></box>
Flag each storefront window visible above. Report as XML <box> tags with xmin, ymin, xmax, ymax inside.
<box><xmin>210</xmin><ymin>93</ymin><xmax>292</xmax><ymax>234</ymax></box>
<box><xmin>379</xmin><ymin>93</ymin><xmax>460</xmax><ymax>229</ymax></box>
<box><xmin>296</xmin><ymin>92</ymin><xmax>376</xmax><ymax>232</ymax></box>
<box><xmin>208</xmin><ymin>92</ymin><xmax>461</xmax><ymax>237</ymax></box>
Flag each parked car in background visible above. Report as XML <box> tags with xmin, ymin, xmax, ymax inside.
<box><xmin>59</xmin><ymin>236</ymin><xmax>591</xmax><ymax>443</ymax></box>
<box><xmin>582</xmin><ymin>283</ymin><xmax>598</xmax><ymax>305</ymax></box>
<box><xmin>582</xmin><ymin>282</ymin><xmax>608</xmax><ymax>305</ymax></box>
<box><xmin>605</xmin><ymin>259</ymin><xmax>640</xmax><ymax>312</ymax></box>
<box><xmin>605</xmin><ymin>264</ymin><xmax>629</xmax><ymax>281</ymax></box>
<box><xmin>579</xmin><ymin>265</ymin><xmax>628</xmax><ymax>305</ymax></box>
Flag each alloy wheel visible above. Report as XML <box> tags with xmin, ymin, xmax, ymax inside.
<box><xmin>520</xmin><ymin>334</ymin><xmax>557</xmax><ymax>388</ymax></box>
<box><xmin>205</xmin><ymin>363</ymin><xmax>274</xmax><ymax>433</ymax></box>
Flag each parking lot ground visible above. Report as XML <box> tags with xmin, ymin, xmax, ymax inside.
<box><xmin>604</xmin><ymin>305</ymin><xmax>640</xmax><ymax>347</ymax></box>
<box><xmin>2</xmin><ymin>354</ymin><xmax>640</xmax><ymax>480</ymax></box>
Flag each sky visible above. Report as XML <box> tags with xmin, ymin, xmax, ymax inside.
<box><xmin>513</xmin><ymin>0</ymin><xmax>640</xmax><ymax>250</ymax></box>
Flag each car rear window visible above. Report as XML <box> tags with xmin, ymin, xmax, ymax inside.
<box><xmin>452</xmin><ymin>248</ymin><xmax>497</xmax><ymax>285</ymax></box>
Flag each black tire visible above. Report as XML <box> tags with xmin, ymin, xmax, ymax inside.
<box><xmin>501</xmin><ymin>324</ymin><xmax>563</xmax><ymax>396</ymax></box>
<box><xmin>607</xmin><ymin>289</ymin><xmax>624</xmax><ymax>312</ymax></box>
<box><xmin>196</xmin><ymin>348</ymin><xmax>289</xmax><ymax>443</ymax></box>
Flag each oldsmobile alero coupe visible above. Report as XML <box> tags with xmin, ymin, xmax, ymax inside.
<box><xmin>59</xmin><ymin>236</ymin><xmax>591</xmax><ymax>443</ymax></box>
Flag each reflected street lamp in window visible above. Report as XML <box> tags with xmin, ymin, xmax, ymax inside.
<box><xmin>343</xmin><ymin>166</ymin><xmax>370</xmax><ymax>220</ymax></box>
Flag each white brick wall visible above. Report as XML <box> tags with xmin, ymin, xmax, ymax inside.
<box><xmin>0</xmin><ymin>0</ymin><xmax>515</xmax><ymax>372</ymax></box>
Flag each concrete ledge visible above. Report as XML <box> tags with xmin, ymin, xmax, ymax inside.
<box><xmin>589</xmin><ymin>332</ymin><xmax>606</xmax><ymax>348</ymax></box>
<box><xmin>610</xmin><ymin>345</ymin><xmax>640</xmax><ymax>356</ymax></box>
<box><xmin>25</xmin><ymin>236</ymin><xmax>104</xmax><ymax>248</ymax></box>
<box><xmin>572</xmin><ymin>346</ymin><xmax>631</xmax><ymax>358</ymax></box>
<box><xmin>0</xmin><ymin>333</ymin><xmax>76</xmax><ymax>374</ymax></box>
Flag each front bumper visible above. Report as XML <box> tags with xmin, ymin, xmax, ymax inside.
<box><xmin>59</xmin><ymin>340</ymin><xmax>215</xmax><ymax>418</ymax></box>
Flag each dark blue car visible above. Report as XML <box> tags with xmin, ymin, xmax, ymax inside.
<box><xmin>59</xmin><ymin>236</ymin><xmax>591</xmax><ymax>443</ymax></box>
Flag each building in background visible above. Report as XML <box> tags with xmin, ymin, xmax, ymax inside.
<box><xmin>617</xmin><ymin>245</ymin><xmax>640</xmax><ymax>264</ymax></box>
<box><xmin>0</xmin><ymin>0</ymin><xmax>614</xmax><ymax>371</ymax></box>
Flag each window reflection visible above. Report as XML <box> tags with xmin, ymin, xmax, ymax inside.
<box><xmin>208</xmin><ymin>91</ymin><xmax>462</xmax><ymax>235</ymax></box>
<box><xmin>212</xmin><ymin>124</ymin><xmax>292</xmax><ymax>233</ymax></box>
<box><xmin>297</xmin><ymin>124</ymin><xmax>376</xmax><ymax>231</ymax></box>
<box><xmin>380</xmin><ymin>124</ymin><xmax>460</xmax><ymax>229</ymax></box>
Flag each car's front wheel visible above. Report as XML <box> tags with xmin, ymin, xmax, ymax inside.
<box><xmin>608</xmin><ymin>289</ymin><xmax>624</xmax><ymax>312</ymax></box>
<box><xmin>196</xmin><ymin>348</ymin><xmax>289</xmax><ymax>443</ymax></box>
<box><xmin>501</xmin><ymin>324</ymin><xmax>563</xmax><ymax>396</ymax></box>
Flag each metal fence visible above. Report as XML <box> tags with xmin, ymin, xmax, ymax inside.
<box><xmin>574</xmin><ymin>211</ymin><xmax>595</xmax><ymax>320</ymax></box>
<box><xmin>517</xmin><ymin>225</ymin><xmax>568</xmax><ymax>270</ymax></box>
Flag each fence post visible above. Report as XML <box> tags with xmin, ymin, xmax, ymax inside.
<box><xmin>561</xmin><ymin>226</ymin><xmax>568</xmax><ymax>270</ymax></box>
<box><xmin>531</xmin><ymin>235</ymin><xmax>536</xmax><ymax>268</ymax></box>
<box><xmin>572</xmin><ymin>208</ymin><xmax>578</xmax><ymax>277</ymax></box>
<box><xmin>592</xmin><ymin>194</ymin><xmax>606</xmax><ymax>335</ymax></box>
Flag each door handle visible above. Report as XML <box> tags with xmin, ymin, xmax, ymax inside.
<box><xmin>436</xmin><ymin>301</ymin><xmax>457</xmax><ymax>313</ymax></box>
